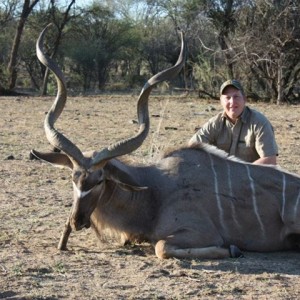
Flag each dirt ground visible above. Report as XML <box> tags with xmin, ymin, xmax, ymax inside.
<box><xmin>2</xmin><ymin>93</ymin><xmax>300</xmax><ymax>299</ymax></box>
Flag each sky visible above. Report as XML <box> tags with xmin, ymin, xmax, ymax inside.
<box><xmin>74</xmin><ymin>0</ymin><xmax>93</xmax><ymax>7</ymax></box>
<box><xmin>56</xmin><ymin>0</ymin><xmax>94</xmax><ymax>8</ymax></box>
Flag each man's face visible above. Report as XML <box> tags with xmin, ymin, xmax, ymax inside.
<box><xmin>220</xmin><ymin>86</ymin><xmax>246</xmax><ymax>123</ymax></box>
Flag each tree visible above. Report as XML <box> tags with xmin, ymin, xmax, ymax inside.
<box><xmin>64</xmin><ymin>3</ymin><xmax>138</xmax><ymax>90</ymax></box>
<box><xmin>0</xmin><ymin>1</ymin><xmax>18</xmax><ymax>94</ymax></box>
<box><xmin>7</xmin><ymin>0</ymin><xmax>39</xmax><ymax>90</ymax></box>
<box><xmin>40</xmin><ymin>0</ymin><xmax>76</xmax><ymax>95</ymax></box>
<box><xmin>236</xmin><ymin>0</ymin><xmax>300</xmax><ymax>103</ymax></box>
<box><xmin>2</xmin><ymin>0</ymin><xmax>300</xmax><ymax>102</ymax></box>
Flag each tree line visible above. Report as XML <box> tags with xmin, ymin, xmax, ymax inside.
<box><xmin>1</xmin><ymin>0</ymin><xmax>300</xmax><ymax>103</ymax></box>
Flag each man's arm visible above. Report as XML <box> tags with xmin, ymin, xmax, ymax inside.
<box><xmin>254</xmin><ymin>116</ymin><xmax>278</xmax><ymax>166</ymax></box>
<box><xmin>253</xmin><ymin>155</ymin><xmax>277</xmax><ymax>165</ymax></box>
<box><xmin>188</xmin><ymin>118</ymin><xmax>217</xmax><ymax>147</ymax></box>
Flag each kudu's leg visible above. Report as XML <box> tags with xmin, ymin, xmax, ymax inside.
<box><xmin>155</xmin><ymin>240</ymin><xmax>243</xmax><ymax>259</ymax></box>
<box><xmin>57</xmin><ymin>215</ymin><xmax>72</xmax><ymax>250</ymax></box>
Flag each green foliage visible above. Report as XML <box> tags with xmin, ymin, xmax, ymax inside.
<box><xmin>61</xmin><ymin>3</ymin><xmax>142</xmax><ymax>91</ymax></box>
<box><xmin>1</xmin><ymin>0</ymin><xmax>300</xmax><ymax>102</ymax></box>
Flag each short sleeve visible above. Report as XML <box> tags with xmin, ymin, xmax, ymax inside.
<box><xmin>189</xmin><ymin>118</ymin><xmax>217</xmax><ymax>145</ymax></box>
<box><xmin>255</xmin><ymin>121</ymin><xmax>278</xmax><ymax>157</ymax></box>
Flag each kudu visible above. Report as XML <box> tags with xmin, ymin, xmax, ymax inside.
<box><xmin>32</xmin><ymin>25</ymin><xmax>300</xmax><ymax>260</ymax></box>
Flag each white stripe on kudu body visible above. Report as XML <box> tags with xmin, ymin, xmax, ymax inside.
<box><xmin>226</xmin><ymin>160</ymin><xmax>242</xmax><ymax>231</ymax></box>
<box><xmin>281</xmin><ymin>173</ymin><xmax>286</xmax><ymax>220</ymax></box>
<box><xmin>245</xmin><ymin>165</ymin><xmax>266</xmax><ymax>239</ymax></box>
<box><xmin>294</xmin><ymin>190</ymin><xmax>300</xmax><ymax>222</ymax></box>
<box><xmin>209</xmin><ymin>153</ymin><xmax>226</xmax><ymax>232</ymax></box>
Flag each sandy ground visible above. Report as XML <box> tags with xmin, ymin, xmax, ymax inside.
<box><xmin>1</xmin><ymin>94</ymin><xmax>300</xmax><ymax>299</ymax></box>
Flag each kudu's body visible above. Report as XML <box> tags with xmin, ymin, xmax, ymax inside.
<box><xmin>32</xmin><ymin>25</ymin><xmax>300</xmax><ymax>259</ymax></box>
<box><xmin>89</xmin><ymin>148</ymin><xmax>300</xmax><ymax>256</ymax></box>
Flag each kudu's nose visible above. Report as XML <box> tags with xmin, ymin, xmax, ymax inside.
<box><xmin>71</xmin><ymin>214</ymin><xmax>91</xmax><ymax>231</ymax></box>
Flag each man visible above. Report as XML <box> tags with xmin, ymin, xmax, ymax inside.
<box><xmin>188</xmin><ymin>79</ymin><xmax>278</xmax><ymax>165</ymax></box>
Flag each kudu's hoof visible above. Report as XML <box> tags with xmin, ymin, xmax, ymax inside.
<box><xmin>229</xmin><ymin>245</ymin><xmax>244</xmax><ymax>258</ymax></box>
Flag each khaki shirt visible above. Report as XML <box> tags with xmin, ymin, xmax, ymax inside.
<box><xmin>189</xmin><ymin>106</ymin><xmax>278</xmax><ymax>162</ymax></box>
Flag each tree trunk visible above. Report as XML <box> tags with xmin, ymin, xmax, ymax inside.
<box><xmin>276</xmin><ymin>53</ymin><xmax>284</xmax><ymax>105</ymax></box>
<box><xmin>40</xmin><ymin>0</ymin><xmax>76</xmax><ymax>96</ymax></box>
<box><xmin>7</xmin><ymin>0</ymin><xmax>39</xmax><ymax>90</ymax></box>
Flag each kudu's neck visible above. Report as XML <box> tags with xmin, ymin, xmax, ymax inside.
<box><xmin>92</xmin><ymin>177</ymin><xmax>157</xmax><ymax>242</ymax></box>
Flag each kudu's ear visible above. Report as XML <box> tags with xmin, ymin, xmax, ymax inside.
<box><xmin>104</xmin><ymin>162</ymin><xmax>148</xmax><ymax>191</ymax></box>
<box><xmin>31</xmin><ymin>149</ymin><xmax>73</xmax><ymax>170</ymax></box>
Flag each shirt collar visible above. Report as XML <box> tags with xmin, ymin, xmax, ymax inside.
<box><xmin>222</xmin><ymin>106</ymin><xmax>249</xmax><ymax>124</ymax></box>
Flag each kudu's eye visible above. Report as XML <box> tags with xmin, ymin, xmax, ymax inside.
<box><xmin>94</xmin><ymin>170</ymin><xmax>105</xmax><ymax>186</ymax></box>
<box><xmin>97</xmin><ymin>179</ymin><xmax>104</xmax><ymax>186</ymax></box>
<box><xmin>72</xmin><ymin>170</ymin><xmax>83</xmax><ymax>182</ymax></box>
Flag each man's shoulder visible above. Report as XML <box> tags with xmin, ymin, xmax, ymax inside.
<box><xmin>246</xmin><ymin>106</ymin><xmax>271</xmax><ymax>124</ymax></box>
<box><xmin>207</xmin><ymin>111</ymin><xmax>224</xmax><ymax>123</ymax></box>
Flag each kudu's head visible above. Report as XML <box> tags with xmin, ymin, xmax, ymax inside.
<box><xmin>31</xmin><ymin>24</ymin><xmax>186</xmax><ymax>231</ymax></box>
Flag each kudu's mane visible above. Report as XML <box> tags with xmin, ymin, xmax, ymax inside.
<box><xmin>162</xmin><ymin>142</ymin><xmax>244</xmax><ymax>162</ymax></box>
<box><xmin>188</xmin><ymin>142</ymin><xmax>298</xmax><ymax>177</ymax></box>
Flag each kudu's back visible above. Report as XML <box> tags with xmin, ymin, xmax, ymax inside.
<box><xmin>154</xmin><ymin>145</ymin><xmax>300</xmax><ymax>252</ymax></box>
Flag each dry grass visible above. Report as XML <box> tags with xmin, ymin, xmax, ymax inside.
<box><xmin>1</xmin><ymin>94</ymin><xmax>300</xmax><ymax>299</ymax></box>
